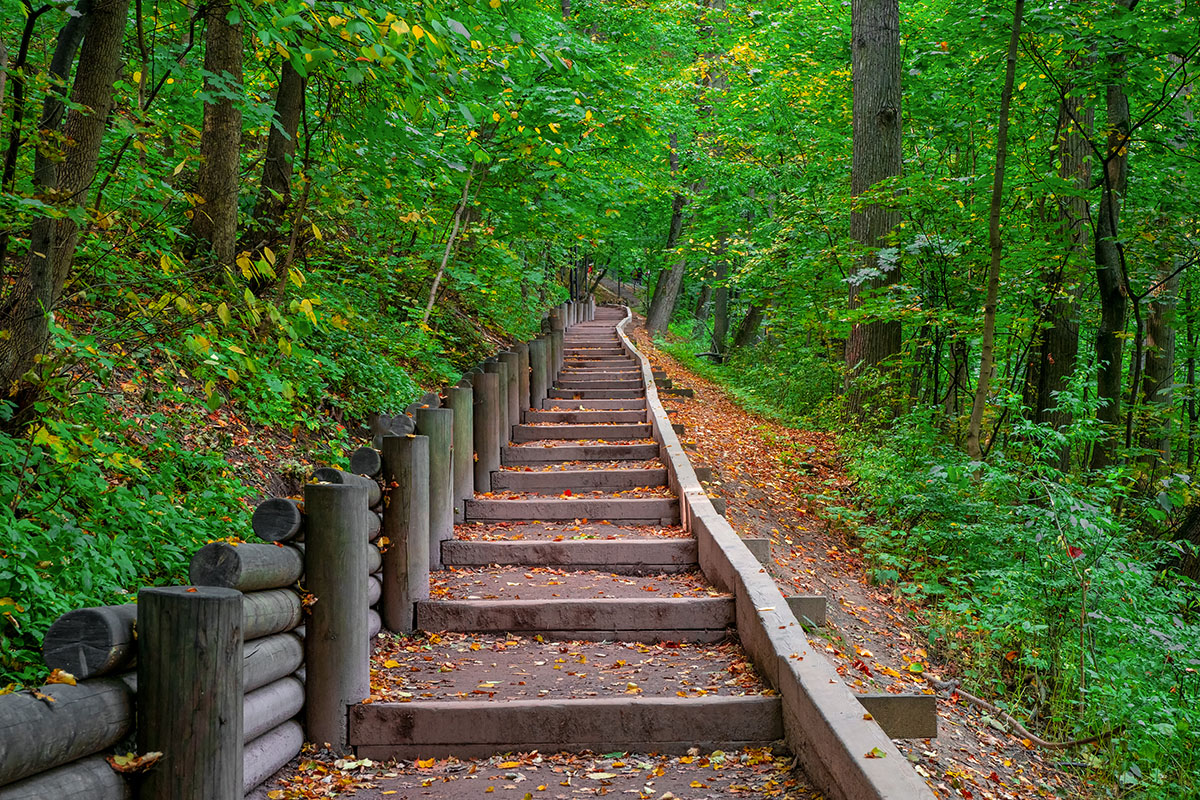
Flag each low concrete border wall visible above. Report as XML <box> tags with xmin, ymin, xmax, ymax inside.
<box><xmin>615</xmin><ymin>307</ymin><xmax>936</xmax><ymax>800</ymax></box>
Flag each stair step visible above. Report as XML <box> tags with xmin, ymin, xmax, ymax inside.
<box><xmin>465</xmin><ymin>497</ymin><xmax>678</xmax><ymax>524</ymax></box>
<box><xmin>503</xmin><ymin>443</ymin><xmax>658</xmax><ymax>462</ymax></box>
<box><xmin>524</xmin><ymin>409</ymin><xmax>646</xmax><ymax>423</ymax></box>
<box><xmin>549</xmin><ymin>388</ymin><xmax>645</xmax><ymax>399</ymax></box>
<box><xmin>559</xmin><ymin>370</ymin><xmax>641</xmax><ymax>379</ymax></box>
<box><xmin>556</xmin><ymin>379</ymin><xmax>644</xmax><ymax>390</ymax></box>
<box><xmin>564</xmin><ymin>349</ymin><xmax>626</xmax><ymax>356</ymax></box>
<box><xmin>512</xmin><ymin>423</ymin><xmax>652</xmax><ymax>441</ymax></box>
<box><xmin>541</xmin><ymin>398</ymin><xmax>647</xmax><ymax>410</ymax></box>
<box><xmin>350</xmin><ymin>696</ymin><xmax>781</xmax><ymax>759</ymax></box>
<box><xmin>441</xmin><ymin>538</ymin><xmax>695</xmax><ymax>571</ymax></box>
<box><xmin>491</xmin><ymin>467</ymin><xmax>666</xmax><ymax>490</ymax></box>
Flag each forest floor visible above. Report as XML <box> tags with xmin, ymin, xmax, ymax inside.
<box><xmin>614</xmin><ymin>301</ymin><xmax>1097</xmax><ymax>800</ymax></box>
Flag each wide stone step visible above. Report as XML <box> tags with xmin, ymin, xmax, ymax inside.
<box><xmin>559</xmin><ymin>370</ymin><xmax>641</xmax><ymax>379</ymax></box>
<box><xmin>556</xmin><ymin>379</ymin><xmax>644</xmax><ymax>390</ymax></box>
<box><xmin>503</xmin><ymin>442</ymin><xmax>658</xmax><ymax>462</ymax></box>
<box><xmin>465</xmin><ymin>497</ymin><xmax>678</xmax><ymax>524</ymax></box>
<box><xmin>441</xmin><ymin>538</ymin><xmax>694</xmax><ymax>571</ymax></box>
<box><xmin>541</xmin><ymin>398</ymin><xmax>647</xmax><ymax>410</ymax></box>
<box><xmin>565</xmin><ymin>348</ymin><xmax>626</xmax><ymax>356</ymax></box>
<box><xmin>549</xmin><ymin>388</ymin><xmax>645</xmax><ymax>399</ymax></box>
<box><xmin>512</xmin><ymin>423</ymin><xmax>652</xmax><ymax>441</ymax></box>
<box><xmin>491</xmin><ymin>467</ymin><xmax>666</xmax><ymax>490</ymax></box>
<box><xmin>350</xmin><ymin>696</ymin><xmax>782</xmax><ymax>759</ymax></box>
<box><xmin>524</xmin><ymin>409</ymin><xmax>646</xmax><ymax>423</ymax></box>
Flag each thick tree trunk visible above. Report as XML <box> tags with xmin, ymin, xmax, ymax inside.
<box><xmin>711</xmin><ymin>256</ymin><xmax>729</xmax><ymax>359</ymax></box>
<box><xmin>844</xmin><ymin>0</ymin><xmax>903</xmax><ymax>404</ymax></box>
<box><xmin>190</xmin><ymin>0</ymin><xmax>244</xmax><ymax>271</ymax></box>
<box><xmin>732</xmin><ymin>303</ymin><xmax>765</xmax><ymax>349</ymax></box>
<box><xmin>646</xmin><ymin>133</ymin><xmax>688</xmax><ymax>335</ymax></box>
<box><xmin>1141</xmin><ymin>261</ymin><xmax>1179</xmax><ymax>465</ymax></box>
<box><xmin>250</xmin><ymin>59</ymin><xmax>306</xmax><ymax>249</ymax></box>
<box><xmin>0</xmin><ymin>0</ymin><xmax>130</xmax><ymax>396</ymax></box>
<box><xmin>1091</xmin><ymin>3</ymin><xmax>1134</xmax><ymax>469</ymax></box>
<box><xmin>966</xmin><ymin>0</ymin><xmax>1024</xmax><ymax>461</ymax></box>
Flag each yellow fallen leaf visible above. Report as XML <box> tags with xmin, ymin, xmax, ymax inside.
<box><xmin>498</xmin><ymin>760</ymin><xmax>521</xmax><ymax>768</ymax></box>
<box><xmin>383</xmin><ymin>659</ymin><xmax>401</xmax><ymax>668</ymax></box>
<box><xmin>416</xmin><ymin>757</ymin><xmax>435</xmax><ymax>768</ymax></box>
<box><xmin>46</xmin><ymin>668</ymin><xmax>76</xmax><ymax>686</ymax></box>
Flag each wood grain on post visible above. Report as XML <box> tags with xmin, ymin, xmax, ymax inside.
<box><xmin>349</xmin><ymin>446</ymin><xmax>383</xmax><ymax>477</ymax></box>
<box><xmin>311</xmin><ymin>467</ymin><xmax>382</xmax><ymax>507</ymax></box>
<box><xmin>243</xmin><ymin>631</ymin><xmax>303</xmax><ymax>693</ymax></box>
<box><xmin>243</xmin><ymin>720</ymin><xmax>303</xmax><ymax>795</ymax></box>
<box><xmin>41</xmin><ymin>603</ymin><xmax>137</xmax><ymax>680</ymax></box>
<box><xmin>447</xmin><ymin>385</ymin><xmax>474</xmax><ymax>524</ymax></box>
<box><xmin>367</xmin><ymin>510</ymin><xmax>382</xmax><ymax>541</ymax></box>
<box><xmin>366</xmin><ymin>542</ymin><xmax>382</xmax><ymax>574</ymax></box>
<box><xmin>244</xmin><ymin>675</ymin><xmax>304</xmax><ymax>741</ymax></box>
<box><xmin>0</xmin><ymin>678</ymin><xmax>133</xmax><ymax>786</ymax></box>
<box><xmin>242</xmin><ymin>589</ymin><xmax>302</xmax><ymax>640</ymax></box>
<box><xmin>415</xmin><ymin>407</ymin><xmax>454</xmax><ymax>570</ymax></box>
<box><xmin>514</xmin><ymin>343</ymin><xmax>531</xmax><ymax>419</ymax></box>
<box><xmin>472</xmin><ymin>372</ymin><xmax>501</xmax><ymax>491</ymax></box>
<box><xmin>368</xmin><ymin>574</ymin><xmax>381</xmax><ymax>606</ymax></box>
<box><xmin>251</xmin><ymin>497</ymin><xmax>303</xmax><ymax>542</ymax></box>
<box><xmin>528</xmin><ymin>338</ymin><xmax>548</xmax><ymax>412</ymax></box>
<box><xmin>498</xmin><ymin>350</ymin><xmax>521</xmax><ymax>429</ymax></box>
<box><xmin>303</xmin><ymin>482</ymin><xmax>369</xmax><ymax>755</ymax></box>
<box><xmin>482</xmin><ymin>360</ymin><xmax>510</xmax><ymax>452</ymax></box>
<box><xmin>0</xmin><ymin>755</ymin><xmax>130</xmax><ymax>800</ymax></box>
<box><xmin>380</xmin><ymin>435</ymin><xmax>429</xmax><ymax>633</ymax></box>
<box><xmin>189</xmin><ymin>542</ymin><xmax>302</xmax><ymax>591</ymax></box>
<box><xmin>138</xmin><ymin>585</ymin><xmax>242</xmax><ymax>800</ymax></box>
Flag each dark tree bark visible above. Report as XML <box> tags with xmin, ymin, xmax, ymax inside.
<box><xmin>693</xmin><ymin>283</ymin><xmax>712</xmax><ymax>322</ymax></box>
<box><xmin>646</xmin><ymin>133</ymin><xmax>688</xmax><ymax>334</ymax></box>
<box><xmin>190</xmin><ymin>0</ymin><xmax>244</xmax><ymax>271</ymax></box>
<box><xmin>0</xmin><ymin>0</ymin><xmax>130</xmax><ymax>397</ymax></box>
<box><xmin>844</xmin><ymin>0</ymin><xmax>903</xmax><ymax>403</ymax></box>
<box><xmin>967</xmin><ymin>0</ymin><xmax>1024</xmax><ymax>461</ymax></box>
<box><xmin>1091</xmin><ymin>0</ymin><xmax>1136</xmax><ymax>469</ymax></box>
<box><xmin>1140</xmin><ymin>261</ymin><xmax>1179</xmax><ymax>465</ymax></box>
<box><xmin>711</xmin><ymin>256</ymin><xmax>729</xmax><ymax>358</ymax></box>
<box><xmin>250</xmin><ymin>59</ymin><xmax>306</xmax><ymax>250</ymax></box>
<box><xmin>732</xmin><ymin>303</ymin><xmax>765</xmax><ymax>349</ymax></box>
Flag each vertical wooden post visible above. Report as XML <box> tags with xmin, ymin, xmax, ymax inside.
<box><xmin>380</xmin><ymin>434</ymin><xmax>429</xmax><ymax>632</ymax></box>
<box><xmin>483</xmin><ymin>360</ymin><xmax>510</xmax><ymax>453</ymax></box>
<box><xmin>528</xmin><ymin>338</ymin><xmax>548</xmax><ymax>412</ymax></box>
<box><xmin>447</xmin><ymin>384</ymin><xmax>474</xmax><ymax>523</ymax></box>
<box><xmin>498</xmin><ymin>350</ymin><xmax>521</xmax><ymax>430</ymax></box>
<box><xmin>415</xmin><ymin>407</ymin><xmax>454</xmax><ymax>569</ymax></box>
<box><xmin>514</xmin><ymin>343</ymin><xmax>531</xmax><ymax>420</ymax></box>
<box><xmin>472</xmin><ymin>371</ymin><xmax>501</xmax><ymax>491</ymax></box>
<box><xmin>550</xmin><ymin>309</ymin><xmax>566</xmax><ymax>380</ymax></box>
<box><xmin>138</xmin><ymin>586</ymin><xmax>242</xmax><ymax>800</ymax></box>
<box><xmin>303</xmin><ymin>482</ymin><xmax>369</xmax><ymax>755</ymax></box>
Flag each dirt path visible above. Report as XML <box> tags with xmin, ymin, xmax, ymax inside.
<box><xmin>623</xmin><ymin>322</ymin><xmax>1094</xmax><ymax>800</ymax></box>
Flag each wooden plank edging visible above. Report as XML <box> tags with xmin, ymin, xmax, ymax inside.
<box><xmin>615</xmin><ymin>307</ymin><xmax>938</xmax><ymax>800</ymax></box>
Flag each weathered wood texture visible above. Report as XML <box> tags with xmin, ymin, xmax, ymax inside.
<box><xmin>349</xmin><ymin>446</ymin><xmax>383</xmax><ymax>477</ymax></box>
<box><xmin>514</xmin><ymin>343</ymin><xmax>531</xmax><ymax>419</ymax></box>
<box><xmin>41</xmin><ymin>603</ymin><xmax>137</xmax><ymax>680</ymax></box>
<box><xmin>447</xmin><ymin>385</ymin><xmax>474</xmax><ymax>524</ymax></box>
<box><xmin>311</xmin><ymin>468</ymin><xmax>382</xmax><ymax>507</ymax></box>
<box><xmin>0</xmin><ymin>678</ymin><xmax>133</xmax><ymax>786</ymax></box>
<box><xmin>472</xmin><ymin>371</ymin><xmax>501</xmax><ymax>491</ymax></box>
<box><xmin>243</xmin><ymin>720</ymin><xmax>303</xmax><ymax>795</ymax></box>
<box><xmin>499</xmin><ymin>350</ymin><xmax>521</xmax><ymax>429</ymax></box>
<box><xmin>0</xmin><ymin>755</ymin><xmax>130</xmax><ymax>800</ymax></box>
<box><xmin>190</xmin><ymin>542</ymin><xmax>302</xmax><ymax>591</ymax></box>
<box><xmin>251</xmin><ymin>497</ymin><xmax>303</xmax><ymax>542</ymax></box>
<box><xmin>380</xmin><ymin>435</ymin><xmax>429</xmax><ymax>633</ymax></box>
<box><xmin>415</xmin><ymin>407</ymin><xmax>454</xmax><ymax>570</ymax></box>
<box><xmin>138</xmin><ymin>586</ymin><xmax>243</xmax><ymax>800</ymax></box>
<box><xmin>482</xmin><ymin>360</ymin><xmax>510</xmax><ymax>453</ymax></box>
<box><xmin>243</xmin><ymin>589</ymin><xmax>302</xmax><ymax>641</ymax></box>
<box><xmin>244</xmin><ymin>632</ymin><xmax>303</xmax><ymax>693</ymax></box>
<box><xmin>243</xmin><ymin>676</ymin><xmax>304</xmax><ymax>741</ymax></box>
<box><xmin>528</xmin><ymin>338</ymin><xmax>549</xmax><ymax>412</ymax></box>
<box><xmin>303</xmin><ymin>483</ymin><xmax>370</xmax><ymax>755</ymax></box>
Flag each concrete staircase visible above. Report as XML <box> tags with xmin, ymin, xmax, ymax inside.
<box><xmin>351</xmin><ymin>306</ymin><xmax>784</xmax><ymax>759</ymax></box>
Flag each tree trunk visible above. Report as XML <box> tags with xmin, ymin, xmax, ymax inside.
<box><xmin>0</xmin><ymin>0</ymin><xmax>130</xmax><ymax>397</ymax></box>
<box><xmin>1091</xmin><ymin>0</ymin><xmax>1135</xmax><ymax>469</ymax></box>
<box><xmin>646</xmin><ymin>133</ymin><xmax>688</xmax><ymax>335</ymax></box>
<box><xmin>1140</xmin><ymin>260</ymin><xmax>1180</xmax><ymax>465</ymax></box>
<box><xmin>711</xmin><ymin>257</ymin><xmax>729</xmax><ymax>359</ymax></box>
<box><xmin>693</xmin><ymin>284</ymin><xmax>712</xmax><ymax>322</ymax></box>
<box><xmin>190</xmin><ymin>0</ymin><xmax>243</xmax><ymax>271</ymax></box>
<box><xmin>250</xmin><ymin>59</ymin><xmax>306</xmax><ymax>251</ymax></box>
<box><xmin>844</xmin><ymin>0</ymin><xmax>903</xmax><ymax>405</ymax></box>
<box><xmin>966</xmin><ymin>0</ymin><xmax>1024</xmax><ymax>461</ymax></box>
<box><xmin>732</xmin><ymin>303</ymin><xmax>765</xmax><ymax>349</ymax></box>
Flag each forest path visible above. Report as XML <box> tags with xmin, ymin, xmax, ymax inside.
<box><xmin>619</xmin><ymin>318</ymin><xmax>1096</xmax><ymax>800</ymax></box>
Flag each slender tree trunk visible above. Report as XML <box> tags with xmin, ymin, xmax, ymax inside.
<box><xmin>966</xmin><ymin>0</ymin><xmax>1024</xmax><ymax>460</ymax></box>
<box><xmin>732</xmin><ymin>303</ymin><xmax>765</xmax><ymax>349</ymax></box>
<box><xmin>190</xmin><ymin>0</ymin><xmax>243</xmax><ymax>271</ymax></box>
<box><xmin>422</xmin><ymin>167</ymin><xmax>475</xmax><ymax>325</ymax></box>
<box><xmin>560</xmin><ymin>0</ymin><xmax>571</xmax><ymax>21</ymax></box>
<box><xmin>250</xmin><ymin>59</ymin><xmax>306</xmax><ymax>249</ymax></box>
<box><xmin>0</xmin><ymin>0</ymin><xmax>131</xmax><ymax>396</ymax></box>
<box><xmin>1091</xmin><ymin>0</ymin><xmax>1135</xmax><ymax>469</ymax></box>
<box><xmin>1140</xmin><ymin>260</ymin><xmax>1179</xmax><ymax>465</ymax></box>
<box><xmin>646</xmin><ymin>133</ymin><xmax>689</xmax><ymax>334</ymax></box>
<box><xmin>711</xmin><ymin>256</ymin><xmax>729</xmax><ymax>359</ymax></box>
<box><xmin>845</xmin><ymin>0</ymin><xmax>903</xmax><ymax>406</ymax></box>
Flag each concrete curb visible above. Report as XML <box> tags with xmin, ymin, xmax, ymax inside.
<box><xmin>615</xmin><ymin>308</ymin><xmax>937</xmax><ymax>800</ymax></box>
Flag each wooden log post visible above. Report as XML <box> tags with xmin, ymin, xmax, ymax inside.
<box><xmin>251</xmin><ymin>497</ymin><xmax>303</xmax><ymax>543</ymax></box>
<box><xmin>41</xmin><ymin>603</ymin><xmax>137</xmax><ymax>680</ymax></box>
<box><xmin>415</xmin><ymin>407</ymin><xmax>454</xmax><ymax>570</ymax></box>
<box><xmin>303</xmin><ymin>482</ymin><xmax>370</xmax><ymax>755</ymax></box>
<box><xmin>243</xmin><ymin>631</ymin><xmax>303</xmax><ymax>692</ymax></box>
<box><xmin>243</xmin><ymin>720</ymin><xmax>303</xmax><ymax>795</ymax></box>
<box><xmin>514</xmin><ymin>343</ymin><xmax>531</xmax><ymax>420</ymax></box>
<box><xmin>138</xmin><ymin>586</ymin><xmax>243</xmax><ymax>800</ymax></box>
<box><xmin>550</xmin><ymin>309</ymin><xmax>565</xmax><ymax>377</ymax></box>
<box><xmin>242</xmin><ymin>589</ymin><xmax>302</xmax><ymax>640</ymax></box>
<box><xmin>190</xmin><ymin>542</ymin><xmax>302</xmax><ymax>591</ymax></box>
<box><xmin>482</xmin><ymin>359</ymin><xmax>510</xmax><ymax>452</ymax></box>
<box><xmin>0</xmin><ymin>678</ymin><xmax>133</xmax><ymax>786</ymax></box>
<box><xmin>311</xmin><ymin>467</ymin><xmax>382</xmax><ymax>507</ymax></box>
<box><xmin>244</xmin><ymin>676</ymin><xmax>304</xmax><ymax>741</ymax></box>
<box><xmin>380</xmin><ymin>435</ymin><xmax>429</xmax><ymax>633</ymax></box>
<box><xmin>349</xmin><ymin>446</ymin><xmax>383</xmax><ymax>477</ymax></box>
<box><xmin>0</xmin><ymin>755</ymin><xmax>131</xmax><ymax>800</ymax></box>
<box><xmin>447</xmin><ymin>385</ymin><xmax>474</xmax><ymax>524</ymax></box>
<box><xmin>498</xmin><ymin>350</ymin><xmax>521</xmax><ymax>430</ymax></box>
<box><xmin>528</xmin><ymin>338</ymin><xmax>548</xmax><ymax>413</ymax></box>
<box><xmin>472</xmin><ymin>372</ymin><xmax>501</xmax><ymax>491</ymax></box>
